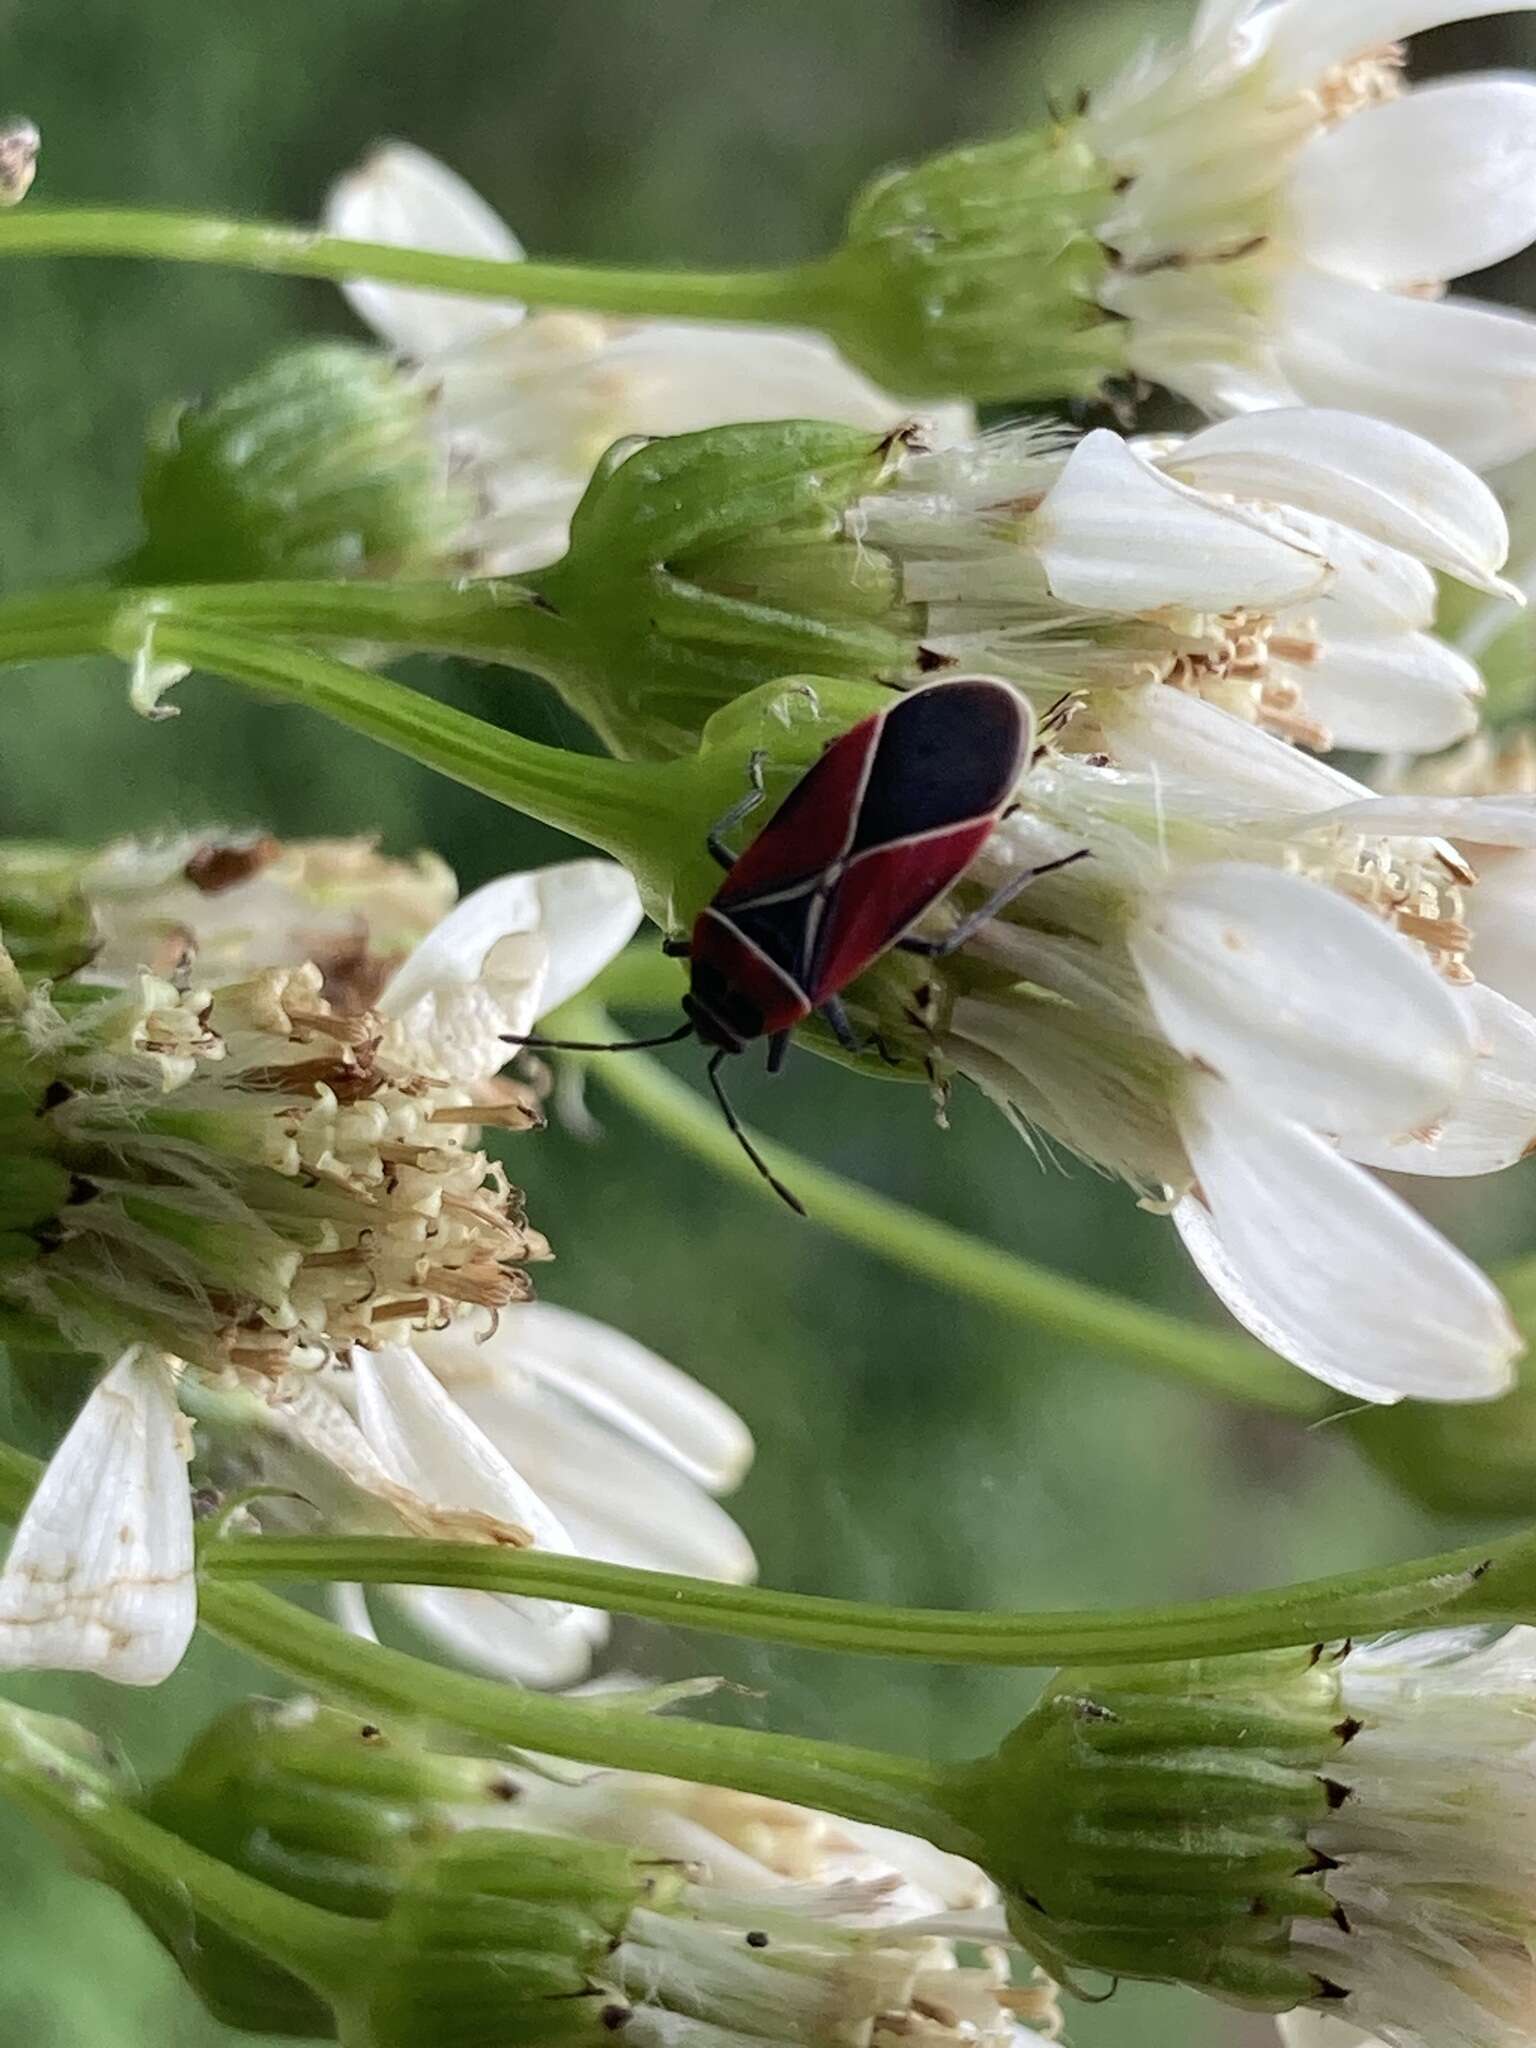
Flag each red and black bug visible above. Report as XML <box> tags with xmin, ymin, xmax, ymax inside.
<box><xmin>510</xmin><ymin>676</ymin><xmax>1084</xmax><ymax>1212</ymax></box>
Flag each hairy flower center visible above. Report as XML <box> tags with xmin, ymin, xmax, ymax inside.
<box><xmin>1157</xmin><ymin>609</ymin><xmax>1329</xmax><ymax>748</ymax></box>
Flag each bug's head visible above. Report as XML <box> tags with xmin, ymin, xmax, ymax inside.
<box><xmin>681</xmin><ymin>964</ymin><xmax>758</xmax><ymax>1056</ymax></box>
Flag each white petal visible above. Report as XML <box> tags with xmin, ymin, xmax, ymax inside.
<box><xmin>323</xmin><ymin>140</ymin><xmax>525</xmax><ymax>360</ymax></box>
<box><xmin>416</xmin><ymin>1302</ymin><xmax>753</xmax><ymax>1492</ymax></box>
<box><xmin>1033</xmin><ymin>429</ymin><xmax>1332</xmax><ymax>613</ymax></box>
<box><xmin>1290</xmin><ymin>80</ymin><xmax>1536</xmax><ymax>289</ymax></box>
<box><xmin>1309</xmin><ymin>793</ymin><xmax>1536</xmax><ymax>845</ymax></box>
<box><xmin>378</xmin><ymin>860</ymin><xmax>642</xmax><ymax>1074</ymax></box>
<box><xmin>1277</xmin><ymin>2014</ymin><xmax>1389</xmax><ymax>2048</ymax></box>
<box><xmin>1298</xmin><ymin>631</ymin><xmax>1484</xmax><ymax>752</ymax></box>
<box><xmin>1275</xmin><ymin>271</ymin><xmax>1536</xmax><ymax>472</ymax></box>
<box><xmin>1467</xmin><ymin>848</ymin><xmax>1536</xmax><ymax>1011</ymax></box>
<box><xmin>1132</xmin><ymin>863</ymin><xmax>1472</xmax><ymax>1138</ymax></box>
<box><xmin>1285</xmin><ymin>518</ymin><xmax>1442</xmax><ymax>632</ymax></box>
<box><xmin>353</xmin><ymin>1343</ymin><xmax>575</xmax><ymax>1561</ymax></box>
<box><xmin>1264</xmin><ymin>0</ymin><xmax>1536</xmax><ymax>91</ymax></box>
<box><xmin>389</xmin><ymin>1583</ymin><xmax>608</xmax><ymax>1689</ymax></box>
<box><xmin>1173</xmin><ymin>1079</ymin><xmax>1519</xmax><ymax>1402</ymax></box>
<box><xmin>586</xmin><ymin>323</ymin><xmax>951</xmax><ymax>439</ymax></box>
<box><xmin>444</xmin><ymin>1382</ymin><xmax>756</xmax><ymax>1581</ymax></box>
<box><xmin>1166</xmin><ymin>409</ymin><xmax>1512</xmax><ymax>593</ymax></box>
<box><xmin>529</xmin><ymin>861</ymin><xmax>644</xmax><ymax>1017</ymax></box>
<box><xmin>0</xmin><ymin>1350</ymin><xmax>195</xmax><ymax>1685</ymax></box>
<box><xmin>1348</xmin><ymin>984</ymin><xmax>1536</xmax><ymax>1175</ymax></box>
<box><xmin>377</xmin><ymin>869</ymin><xmax>550</xmax><ymax>1079</ymax></box>
<box><xmin>1095</xmin><ymin>683</ymin><xmax>1371</xmax><ymax>813</ymax></box>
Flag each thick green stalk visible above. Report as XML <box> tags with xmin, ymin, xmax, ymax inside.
<box><xmin>0</xmin><ymin>579</ymin><xmax>574</xmax><ymax>670</ymax></box>
<box><xmin>0</xmin><ymin>1704</ymin><xmax>361</xmax><ymax>1998</ymax></box>
<box><xmin>201</xmin><ymin>1526</ymin><xmax>1533</xmax><ymax>1665</ymax></box>
<box><xmin>564</xmin><ymin>998</ymin><xmax>1327</xmax><ymax>1419</ymax></box>
<box><xmin>0</xmin><ymin>206</ymin><xmax>829</xmax><ymax>323</ymax></box>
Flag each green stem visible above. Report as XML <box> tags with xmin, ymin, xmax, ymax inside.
<box><xmin>0</xmin><ymin>206</ymin><xmax>829</xmax><ymax>325</ymax></box>
<box><xmin>566</xmin><ymin>1002</ymin><xmax>1326</xmax><ymax>1419</ymax></box>
<box><xmin>0</xmin><ymin>1438</ymin><xmax>958</xmax><ymax>1841</ymax></box>
<box><xmin>0</xmin><ymin>1704</ymin><xmax>359</xmax><ymax>1997</ymax></box>
<box><xmin>0</xmin><ymin>590</ymin><xmax>696</xmax><ymax>884</ymax></box>
<box><xmin>0</xmin><ymin>578</ymin><xmax>576</xmax><ymax>674</ymax></box>
<box><xmin>200</xmin><ymin>1525</ymin><xmax>1536</xmax><ymax>1665</ymax></box>
<box><xmin>196</xmin><ymin>1581</ymin><xmax>962</xmax><ymax>1848</ymax></box>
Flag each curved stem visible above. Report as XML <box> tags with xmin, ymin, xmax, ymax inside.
<box><xmin>0</xmin><ymin>593</ymin><xmax>696</xmax><ymax>887</ymax></box>
<box><xmin>201</xmin><ymin>1525</ymin><xmax>1535</xmax><ymax>1666</ymax></box>
<box><xmin>566</xmin><ymin>1001</ymin><xmax>1326</xmax><ymax>1419</ymax></box>
<box><xmin>0</xmin><ymin>1702</ymin><xmax>358</xmax><ymax>1997</ymax></box>
<box><xmin>195</xmin><ymin>1580</ymin><xmax>963</xmax><ymax>1849</ymax></box>
<box><xmin>0</xmin><ymin>206</ymin><xmax>829</xmax><ymax>325</ymax></box>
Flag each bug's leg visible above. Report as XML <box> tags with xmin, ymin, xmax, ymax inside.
<box><xmin>707</xmin><ymin>750</ymin><xmax>768</xmax><ymax>870</ymax></box>
<box><xmin>820</xmin><ymin>996</ymin><xmax>903</xmax><ymax>1068</ymax></box>
<box><xmin>660</xmin><ymin>934</ymin><xmax>691</xmax><ymax>958</ymax></box>
<box><xmin>817</xmin><ymin>995</ymin><xmax>862</xmax><ymax>1056</ymax></box>
<box><xmin>705</xmin><ymin>1050</ymin><xmax>806</xmax><ymax>1216</ymax></box>
<box><xmin>765</xmin><ymin>1030</ymin><xmax>793</xmax><ymax>1075</ymax></box>
<box><xmin>897</xmin><ymin>848</ymin><xmax>1091</xmax><ymax>958</ymax></box>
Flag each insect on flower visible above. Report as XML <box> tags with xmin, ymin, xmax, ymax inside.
<box><xmin>509</xmin><ymin>676</ymin><xmax>1084</xmax><ymax>1211</ymax></box>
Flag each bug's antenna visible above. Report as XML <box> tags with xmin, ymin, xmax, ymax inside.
<box><xmin>502</xmin><ymin>1022</ymin><xmax>695</xmax><ymax>1054</ymax></box>
<box><xmin>706</xmin><ymin>1050</ymin><xmax>806</xmax><ymax>1217</ymax></box>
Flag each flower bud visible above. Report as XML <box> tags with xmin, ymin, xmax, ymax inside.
<box><xmin>953</xmin><ymin>1648</ymin><xmax>1344</xmax><ymax>2009</ymax></box>
<box><xmin>540</xmin><ymin>420</ymin><xmax>919</xmax><ymax>760</ymax></box>
<box><xmin>125</xmin><ymin>343</ymin><xmax>469</xmax><ymax>584</ymax></box>
<box><xmin>137</xmin><ymin>1697</ymin><xmax>531</xmax><ymax>2037</ymax></box>
<box><xmin>815</xmin><ymin>124</ymin><xmax>1122</xmax><ymax>405</ymax></box>
<box><xmin>950</xmin><ymin>1628</ymin><xmax>1536</xmax><ymax>2048</ymax></box>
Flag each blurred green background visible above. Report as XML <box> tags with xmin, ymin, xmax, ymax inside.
<box><xmin>1</xmin><ymin>1</ymin><xmax>1535</xmax><ymax>2041</ymax></box>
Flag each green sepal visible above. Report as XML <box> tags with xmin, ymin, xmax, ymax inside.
<box><xmin>814</xmin><ymin>121</ymin><xmax>1125</xmax><ymax>403</ymax></box>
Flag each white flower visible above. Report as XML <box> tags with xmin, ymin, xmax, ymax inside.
<box><xmin>1282</xmin><ymin>1626</ymin><xmax>1536</xmax><ymax>2048</ymax></box>
<box><xmin>0</xmin><ymin>1349</ymin><xmax>195</xmax><ymax>1686</ymax></box>
<box><xmin>296</xmin><ymin>1304</ymin><xmax>756</xmax><ymax>1690</ymax></box>
<box><xmin>1088</xmin><ymin>0</ymin><xmax>1536</xmax><ymax>468</ymax></box>
<box><xmin>855</xmin><ymin>409</ymin><xmax>1509</xmax><ymax>754</ymax></box>
<box><xmin>936</xmin><ymin>687</ymin><xmax>1536</xmax><ymax>1399</ymax></box>
<box><xmin>324</xmin><ymin>141</ymin><xmax>973</xmax><ymax>573</ymax></box>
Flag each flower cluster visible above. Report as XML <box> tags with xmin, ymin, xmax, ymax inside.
<box><xmin>0</xmin><ymin>838</ymin><xmax>754</xmax><ymax>1686</ymax></box>
<box><xmin>1086</xmin><ymin>0</ymin><xmax>1536</xmax><ymax>469</ymax></box>
<box><xmin>53</xmin><ymin>1691</ymin><xmax>1054</xmax><ymax>2048</ymax></box>
<box><xmin>919</xmin><ymin>683</ymin><xmax>1536</xmax><ymax>1400</ymax></box>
